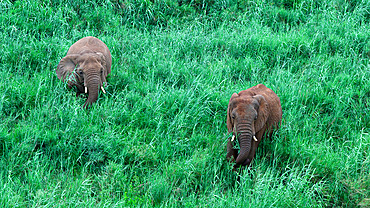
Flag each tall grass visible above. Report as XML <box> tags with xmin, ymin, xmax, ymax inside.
<box><xmin>0</xmin><ymin>0</ymin><xmax>369</xmax><ymax>207</ymax></box>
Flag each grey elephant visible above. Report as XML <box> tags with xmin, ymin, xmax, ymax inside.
<box><xmin>56</xmin><ymin>36</ymin><xmax>112</xmax><ymax>108</ymax></box>
<box><xmin>226</xmin><ymin>84</ymin><xmax>282</xmax><ymax>170</ymax></box>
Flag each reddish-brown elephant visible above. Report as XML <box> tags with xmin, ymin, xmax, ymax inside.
<box><xmin>56</xmin><ymin>36</ymin><xmax>112</xmax><ymax>108</ymax></box>
<box><xmin>226</xmin><ymin>84</ymin><xmax>282</xmax><ymax>170</ymax></box>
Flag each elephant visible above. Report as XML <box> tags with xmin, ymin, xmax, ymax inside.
<box><xmin>226</xmin><ymin>84</ymin><xmax>282</xmax><ymax>170</ymax></box>
<box><xmin>56</xmin><ymin>36</ymin><xmax>112</xmax><ymax>108</ymax></box>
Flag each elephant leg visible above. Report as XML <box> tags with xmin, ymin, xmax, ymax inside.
<box><xmin>264</xmin><ymin>125</ymin><xmax>276</xmax><ymax>140</ymax></box>
<box><xmin>226</xmin><ymin>139</ymin><xmax>238</xmax><ymax>162</ymax></box>
<box><xmin>74</xmin><ymin>84</ymin><xmax>85</xmax><ymax>98</ymax></box>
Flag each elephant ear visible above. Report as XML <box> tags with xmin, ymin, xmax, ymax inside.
<box><xmin>96</xmin><ymin>52</ymin><xmax>107</xmax><ymax>72</ymax></box>
<box><xmin>96</xmin><ymin>52</ymin><xmax>108</xmax><ymax>84</ymax></box>
<box><xmin>56</xmin><ymin>55</ymin><xmax>79</xmax><ymax>81</ymax></box>
<box><xmin>253</xmin><ymin>94</ymin><xmax>269</xmax><ymax>133</ymax></box>
<box><xmin>227</xmin><ymin>93</ymin><xmax>239</xmax><ymax>133</ymax></box>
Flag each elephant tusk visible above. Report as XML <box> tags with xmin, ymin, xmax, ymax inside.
<box><xmin>101</xmin><ymin>86</ymin><xmax>106</xmax><ymax>94</ymax></box>
<box><xmin>85</xmin><ymin>86</ymin><xmax>88</xmax><ymax>94</ymax></box>
<box><xmin>231</xmin><ymin>135</ymin><xmax>235</xmax><ymax>142</ymax></box>
<box><xmin>253</xmin><ymin>136</ymin><xmax>258</xmax><ymax>142</ymax></box>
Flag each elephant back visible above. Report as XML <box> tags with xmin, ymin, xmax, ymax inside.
<box><xmin>67</xmin><ymin>36</ymin><xmax>112</xmax><ymax>75</ymax></box>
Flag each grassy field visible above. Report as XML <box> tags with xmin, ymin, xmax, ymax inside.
<box><xmin>0</xmin><ymin>0</ymin><xmax>370</xmax><ymax>207</ymax></box>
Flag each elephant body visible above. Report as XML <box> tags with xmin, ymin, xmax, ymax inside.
<box><xmin>56</xmin><ymin>36</ymin><xmax>112</xmax><ymax>108</ymax></box>
<box><xmin>226</xmin><ymin>84</ymin><xmax>282</xmax><ymax>170</ymax></box>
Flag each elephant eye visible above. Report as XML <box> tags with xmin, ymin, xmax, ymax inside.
<box><xmin>78</xmin><ymin>71</ymin><xmax>83</xmax><ymax>75</ymax></box>
<box><xmin>254</xmin><ymin>115</ymin><xmax>258</xmax><ymax>120</ymax></box>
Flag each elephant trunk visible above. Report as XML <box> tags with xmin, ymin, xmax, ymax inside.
<box><xmin>83</xmin><ymin>74</ymin><xmax>101</xmax><ymax>108</ymax></box>
<box><xmin>234</xmin><ymin>123</ymin><xmax>253</xmax><ymax>167</ymax></box>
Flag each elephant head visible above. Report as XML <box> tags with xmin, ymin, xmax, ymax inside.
<box><xmin>57</xmin><ymin>52</ymin><xmax>108</xmax><ymax>108</ymax></box>
<box><xmin>227</xmin><ymin>92</ymin><xmax>269</xmax><ymax>169</ymax></box>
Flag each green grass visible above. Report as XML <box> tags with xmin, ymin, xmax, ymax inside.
<box><xmin>1</xmin><ymin>0</ymin><xmax>370</xmax><ymax>207</ymax></box>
